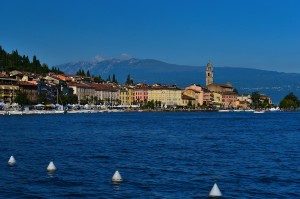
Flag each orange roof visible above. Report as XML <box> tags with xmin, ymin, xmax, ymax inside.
<box><xmin>135</xmin><ymin>85</ymin><xmax>150</xmax><ymax>90</ymax></box>
<box><xmin>19</xmin><ymin>81</ymin><xmax>37</xmax><ymax>86</ymax></box>
<box><xmin>182</xmin><ymin>94</ymin><xmax>195</xmax><ymax>100</ymax></box>
<box><xmin>91</xmin><ymin>83</ymin><xmax>118</xmax><ymax>91</ymax></box>
<box><xmin>67</xmin><ymin>82</ymin><xmax>91</xmax><ymax>88</ymax></box>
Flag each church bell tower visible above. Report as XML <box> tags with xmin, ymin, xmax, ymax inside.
<box><xmin>206</xmin><ymin>62</ymin><xmax>213</xmax><ymax>86</ymax></box>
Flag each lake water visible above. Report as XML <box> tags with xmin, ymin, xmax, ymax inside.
<box><xmin>0</xmin><ymin>112</ymin><xmax>299</xmax><ymax>198</ymax></box>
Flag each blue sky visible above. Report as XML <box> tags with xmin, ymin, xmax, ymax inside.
<box><xmin>0</xmin><ymin>0</ymin><xmax>300</xmax><ymax>72</ymax></box>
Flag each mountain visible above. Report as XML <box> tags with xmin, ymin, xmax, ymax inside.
<box><xmin>56</xmin><ymin>58</ymin><xmax>300</xmax><ymax>104</ymax></box>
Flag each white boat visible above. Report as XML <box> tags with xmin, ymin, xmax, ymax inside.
<box><xmin>254</xmin><ymin>110</ymin><xmax>265</xmax><ymax>114</ymax></box>
<box><xmin>218</xmin><ymin>109</ymin><xmax>230</xmax><ymax>112</ymax></box>
<box><xmin>269</xmin><ymin>107</ymin><xmax>280</xmax><ymax>112</ymax></box>
<box><xmin>233</xmin><ymin>109</ymin><xmax>244</xmax><ymax>112</ymax></box>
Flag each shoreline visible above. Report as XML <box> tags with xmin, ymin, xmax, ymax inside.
<box><xmin>0</xmin><ymin>108</ymin><xmax>290</xmax><ymax>116</ymax></box>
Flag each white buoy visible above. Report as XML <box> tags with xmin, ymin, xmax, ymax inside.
<box><xmin>8</xmin><ymin>155</ymin><xmax>16</xmax><ymax>166</ymax></box>
<box><xmin>47</xmin><ymin>161</ymin><xmax>57</xmax><ymax>172</ymax></box>
<box><xmin>112</xmin><ymin>170</ymin><xmax>123</xmax><ymax>182</ymax></box>
<box><xmin>209</xmin><ymin>183</ymin><xmax>222</xmax><ymax>197</ymax></box>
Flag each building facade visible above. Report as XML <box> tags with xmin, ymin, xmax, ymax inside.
<box><xmin>183</xmin><ymin>84</ymin><xmax>204</xmax><ymax>106</ymax></box>
<box><xmin>134</xmin><ymin>84</ymin><xmax>149</xmax><ymax>105</ymax></box>
<box><xmin>120</xmin><ymin>86</ymin><xmax>135</xmax><ymax>105</ymax></box>
<box><xmin>0</xmin><ymin>77</ymin><xmax>19</xmax><ymax>104</ymax></box>
<box><xmin>19</xmin><ymin>81</ymin><xmax>38</xmax><ymax>104</ymax></box>
<box><xmin>93</xmin><ymin>84</ymin><xmax>119</xmax><ymax>105</ymax></box>
<box><xmin>67</xmin><ymin>82</ymin><xmax>95</xmax><ymax>104</ymax></box>
<box><xmin>148</xmin><ymin>85</ymin><xmax>182</xmax><ymax>107</ymax></box>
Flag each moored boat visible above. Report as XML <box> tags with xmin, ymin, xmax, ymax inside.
<box><xmin>254</xmin><ymin>110</ymin><xmax>265</xmax><ymax>114</ymax></box>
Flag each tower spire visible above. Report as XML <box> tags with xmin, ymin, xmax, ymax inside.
<box><xmin>206</xmin><ymin>61</ymin><xmax>213</xmax><ymax>86</ymax></box>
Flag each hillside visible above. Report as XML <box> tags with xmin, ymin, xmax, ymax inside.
<box><xmin>0</xmin><ymin>46</ymin><xmax>61</xmax><ymax>75</ymax></box>
<box><xmin>56</xmin><ymin>58</ymin><xmax>300</xmax><ymax>104</ymax></box>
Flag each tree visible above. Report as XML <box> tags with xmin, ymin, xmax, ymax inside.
<box><xmin>94</xmin><ymin>75</ymin><xmax>102</xmax><ymax>83</ymax></box>
<box><xmin>125</xmin><ymin>74</ymin><xmax>133</xmax><ymax>85</ymax></box>
<box><xmin>15</xmin><ymin>91</ymin><xmax>30</xmax><ymax>105</ymax></box>
<box><xmin>107</xmin><ymin>75</ymin><xmax>111</xmax><ymax>82</ymax></box>
<box><xmin>76</xmin><ymin>69</ymin><xmax>85</xmax><ymax>76</ymax></box>
<box><xmin>37</xmin><ymin>93</ymin><xmax>47</xmax><ymax>104</ymax></box>
<box><xmin>61</xmin><ymin>94</ymin><xmax>78</xmax><ymax>105</ymax></box>
<box><xmin>285</xmin><ymin>92</ymin><xmax>299</xmax><ymax>103</ymax></box>
<box><xmin>50</xmin><ymin>66</ymin><xmax>64</xmax><ymax>74</ymax></box>
<box><xmin>86</xmin><ymin>70</ymin><xmax>90</xmax><ymax>77</ymax></box>
<box><xmin>0</xmin><ymin>46</ymin><xmax>51</xmax><ymax>73</ymax></box>
<box><xmin>112</xmin><ymin>74</ymin><xmax>118</xmax><ymax>83</ymax></box>
<box><xmin>279</xmin><ymin>92</ymin><xmax>299</xmax><ymax>110</ymax></box>
<box><xmin>251</xmin><ymin>91</ymin><xmax>261</xmax><ymax>108</ymax></box>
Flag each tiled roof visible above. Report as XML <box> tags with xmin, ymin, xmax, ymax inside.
<box><xmin>91</xmin><ymin>83</ymin><xmax>118</xmax><ymax>91</ymax></box>
<box><xmin>19</xmin><ymin>81</ymin><xmax>37</xmax><ymax>86</ymax></box>
<box><xmin>67</xmin><ymin>82</ymin><xmax>91</xmax><ymax>88</ymax></box>
<box><xmin>182</xmin><ymin>94</ymin><xmax>195</xmax><ymax>100</ymax></box>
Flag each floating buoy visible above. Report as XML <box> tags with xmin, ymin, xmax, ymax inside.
<box><xmin>8</xmin><ymin>155</ymin><xmax>16</xmax><ymax>166</ymax></box>
<box><xmin>112</xmin><ymin>170</ymin><xmax>123</xmax><ymax>182</ymax></box>
<box><xmin>47</xmin><ymin>161</ymin><xmax>57</xmax><ymax>172</ymax></box>
<box><xmin>209</xmin><ymin>183</ymin><xmax>222</xmax><ymax>197</ymax></box>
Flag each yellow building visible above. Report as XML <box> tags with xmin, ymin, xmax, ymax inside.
<box><xmin>212</xmin><ymin>92</ymin><xmax>222</xmax><ymax>105</ymax></box>
<box><xmin>0</xmin><ymin>78</ymin><xmax>19</xmax><ymax>104</ymax></box>
<box><xmin>181</xmin><ymin>94</ymin><xmax>197</xmax><ymax>106</ymax></box>
<box><xmin>148</xmin><ymin>84</ymin><xmax>182</xmax><ymax>107</ymax></box>
<box><xmin>120</xmin><ymin>86</ymin><xmax>135</xmax><ymax>105</ymax></box>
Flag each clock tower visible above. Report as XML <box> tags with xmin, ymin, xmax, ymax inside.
<box><xmin>206</xmin><ymin>62</ymin><xmax>213</xmax><ymax>86</ymax></box>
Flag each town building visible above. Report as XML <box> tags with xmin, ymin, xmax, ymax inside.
<box><xmin>19</xmin><ymin>81</ymin><xmax>38</xmax><ymax>104</ymax></box>
<box><xmin>148</xmin><ymin>84</ymin><xmax>182</xmax><ymax>107</ymax></box>
<box><xmin>259</xmin><ymin>94</ymin><xmax>272</xmax><ymax>105</ymax></box>
<box><xmin>202</xmin><ymin>88</ymin><xmax>212</xmax><ymax>106</ymax></box>
<box><xmin>181</xmin><ymin>94</ymin><xmax>196</xmax><ymax>106</ymax></box>
<box><xmin>182</xmin><ymin>84</ymin><xmax>204</xmax><ymax>106</ymax></box>
<box><xmin>67</xmin><ymin>82</ymin><xmax>95</xmax><ymax>104</ymax></box>
<box><xmin>134</xmin><ymin>84</ymin><xmax>149</xmax><ymax>105</ymax></box>
<box><xmin>222</xmin><ymin>91</ymin><xmax>237</xmax><ymax>108</ymax></box>
<box><xmin>212</xmin><ymin>92</ymin><xmax>222</xmax><ymax>106</ymax></box>
<box><xmin>204</xmin><ymin>61</ymin><xmax>238</xmax><ymax>108</ymax></box>
<box><xmin>120</xmin><ymin>86</ymin><xmax>135</xmax><ymax>105</ymax></box>
<box><xmin>236</xmin><ymin>94</ymin><xmax>252</xmax><ymax>109</ymax></box>
<box><xmin>0</xmin><ymin>76</ymin><xmax>19</xmax><ymax>104</ymax></box>
<box><xmin>92</xmin><ymin>83</ymin><xmax>119</xmax><ymax>105</ymax></box>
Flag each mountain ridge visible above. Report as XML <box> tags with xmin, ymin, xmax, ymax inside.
<box><xmin>56</xmin><ymin>58</ymin><xmax>300</xmax><ymax>104</ymax></box>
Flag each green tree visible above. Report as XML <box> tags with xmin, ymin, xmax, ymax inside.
<box><xmin>279</xmin><ymin>92</ymin><xmax>299</xmax><ymax>110</ymax></box>
<box><xmin>15</xmin><ymin>91</ymin><xmax>30</xmax><ymax>105</ymax></box>
<box><xmin>125</xmin><ymin>74</ymin><xmax>134</xmax><ymax>85</ymax></box>
<box><xmin>94</xmin><ymin>75</ymin><xmax>102</xmax><ymax>83</ymax></box>
<box><xmin>0</xmin><ymin>46</ymin><xmax>51</xmax><ymax>73</ymax></box>
<box><xmin>251</xmin><ymin>91</ymin><xmax>261</xmax><ymax>108</ymax></box>
<box><xmin>76</xmin><ymin>69</ymin><xmax>85</xmax><ymax>76</ymax></box>
<box><xmin>61</xmin><ymin>94</ymin><xmax>78</xmax><ymax>105</ymax></box>
<box><xmin>37</xmin><ymin>93</ymin><xmax>47</xmax><ymax>104</ymax></box>
<box><xmin>107</xmin><ymin>75</ymin><xmax>111</xmax><ymax>82</ymax></box>
<box><xmin>86</xmin><ymin>70</ymin><xmax>90</xmax><ymax>77</ymax></box>
<box><xmin>285</xmin><ymin>92</ymin><xmax>299</xmax><ymax>103</ymax></box>
<box><xmin>187</xmin><ymin>100</ymin><xmax>192</xmax><ymax>108</ymax></box>
<box><xmin>112</xmin><ymin>74</ymin><xmax>118</xmax><ymax>83</ymax></box>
